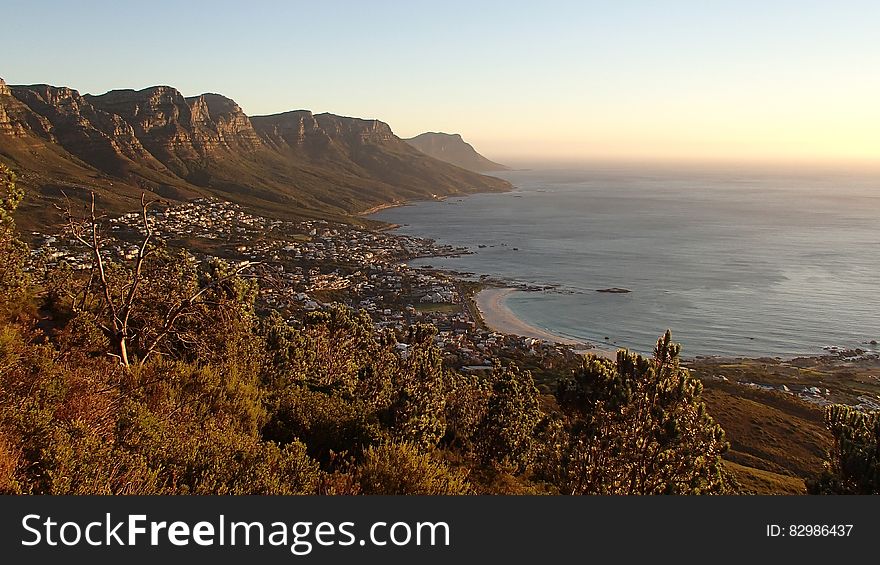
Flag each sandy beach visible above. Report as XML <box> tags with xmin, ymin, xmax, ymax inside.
<box><xmin>475</xmin><ymin>288</ymin><xmax>616</xmax><ymax>359</ymax></box>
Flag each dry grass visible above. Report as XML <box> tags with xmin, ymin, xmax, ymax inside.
<box><xmin>697</xmin><ymin>377</ymin><xmax>832</xmax><ymax>494</ymax></box>
<box><xmin>724</xmin><ymin>461</ymin><xmax>807</xmax><ymax>495</ymax></box>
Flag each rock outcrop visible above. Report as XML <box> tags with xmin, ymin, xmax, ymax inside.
<box><xmin>186</xmin><ymin>93</ymin><xmax>263</xmax><ymax>151</ymax></box>
<box><xmin>10</xmin><ymin>84</ymin><xmax>165</xmax><ymax>174</ymax></box>
<box><xmin>251</xmin><ymin>110</ymin><xmax>338</xmax><ymax>151</ymax></box>
<box><xmin>85</xmin><ymin>87</ymin><xmax>264</xmax><ymax>166</ymax></box>
<box><xmin>0</xmin><ymin>78</ymin><xmax>56</xmax><ymax>139</ymax></box>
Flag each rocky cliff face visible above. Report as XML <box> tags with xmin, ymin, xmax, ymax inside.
<box><xmin>0</xmin><ymin>78</ymin><xmax>55</xmax><ymax>139</ymax></box>
<box><xmin>405</xmin><ymin>132</ymin><xmax>508</xmax><ymax>172</ymax></box>
<box><xmin>85</xmin><ymin>87</ymin><xmax>201</xmax><ymax>174</ymax></box>
<box><xmin>87</xmin><ymin>88</ymin><xmax>264</xmax><ymax>162</ymax></box>
<box><xmin>0</xmin><ymin>80</ymin><xmax>7</xmax><ymax>135</ymax></box>
<box><xmin>10</xmin><ymin>84</ymin><xmax>164</xmax><ymax>174</ymax></box>
<box><xmin>251</xmin><ymin>110</ymin><xmax>330</xmax><ymax>149</ymax></box>
<box><xmin>252</xmin><ymin>111</ymin><xmax>396</xmax><ymax>149</ymax></box>
<box><xmin>314</xmin><ymin>114</ymin><xmax>395</xmax><ymax>145</ymax></box>
<box><xmin>186</xmin><ymin>93</ymin><xmax>263</xmax><ymax>152</ymax></box>
<box><xmin>0</xmin><ymin>79</ymin><xmax>18</xmax><ymax>136</ymax></box>
<box><xmin>0</xmin><ymin>79</ymin><xmax>511</xmax><ymax>224</ymax></box>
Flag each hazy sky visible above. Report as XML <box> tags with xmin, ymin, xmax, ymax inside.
<box><xmin>2</xmin><ymin>0</ymin><xmax>879</xmax><ymax>165</ymax></box>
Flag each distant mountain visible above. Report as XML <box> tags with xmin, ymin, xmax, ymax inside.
<box><xmin>0</xmin><ymin>78</ymin><xmax>510</xmax><ymax>227</ymax></box>
<box><xmin>404</xmin><ymin>132</ymin><xmax>508</xmax><ymax>172</ymax></box>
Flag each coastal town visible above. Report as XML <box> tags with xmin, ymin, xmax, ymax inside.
<box><xmin>27</xmin><ymin>196</ymin><xmax>880</xmax><ymax>406</ymax></box>
<box><xmin>29</xmin><ymin>198</ymin><xmax>583</xmax><ymax>380</ymax></box>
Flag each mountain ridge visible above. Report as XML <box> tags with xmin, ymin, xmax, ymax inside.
<box><xmin>404</xmin><ymin>131</ymin><xmax>508</xmax><ymax>172</ymax></box>
<box><xmin>0</xmin><ymin>79</ymin><xmax>511</xmax><ymax>228</ymax></box>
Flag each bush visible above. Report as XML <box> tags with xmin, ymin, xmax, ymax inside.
<box><xmin>811</xmin><ymin>405</ymin><xmax>880</xmax><ymax>494</ymax></box>
<box><xmin>473</xmin><ymin>364</ymin><xmax>540</xmax><ymax>472</ymax></box>
<box><xmin>0</xmin><ymin>163</ymin><xmax>28</xmax><ymax>316</ymax></box>
<box><xmin>265</xmin><ymin>385</ymin><xmax>385</xmax><ymax>463</ymax></box>
<box><xmin>0</xmin><ymin>431</ymin><xmax>22</xmax><ymax>494</ymax></box>
<box><xmin>539</xmin><ymin>332</ymin><xmax>730</xmax><ymax>494</ymax></box>
<box><xmin>357</xmin><ymin>443</ymin><xmax>472</xmax><ymax>495</ymax></box>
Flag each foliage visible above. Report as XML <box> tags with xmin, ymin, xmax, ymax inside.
<box><xmin>473</xmin><ymin>364</ymin><xmax>541</xmax><ymax>472</ymax></box>
<box><xmin>810</xmin><ymin>405</ymin><xmax>880</xmax><ymax>494</ymax></box>
<box><xmin>357</xmin><ymin>443</ymin><xmax>472</xmax><ymax>495</ymax></box>
<box><xmin>538</xmin><ymin>332</ymin><xmax>730</xmax><ymax>494</ymax></box>
<box><xmin>0</xmin><ymin>163</ymin><xmax>28</xmax><ymax>315</ymax></box>
<box><xmin>0</xmin><ymin>163</ymin><xmax>22</xmax><ymax>227</ymax></box>
<box><xmin>265</xmin><ymin>384</ymin><xmax>385</xmax><ymax>462</ymax></box>
<box><xmin>384</xmin><ymin>325</ymin><xmax>449</xmax><ymax>449</ymax></box>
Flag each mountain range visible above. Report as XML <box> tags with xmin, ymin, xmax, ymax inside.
<box><xmin>404</xmin><ymin>132</ymin><xmax>508</xmax><ymax>172</ymax></box>
<box><xmin>0</xmin><ymin>77</ymin><xmax>510</xmax><ymax>228</ymax></box>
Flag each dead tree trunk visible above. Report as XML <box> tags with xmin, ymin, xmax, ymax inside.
<box><xmin>63</xmin><ymin>192</ymin><xmax>155</xmax><ymax>367</ymax></box>
<box><xmin>62</xmin><ymin>192</ymin><xmax>259</xmax><ymax>368</ymax></box>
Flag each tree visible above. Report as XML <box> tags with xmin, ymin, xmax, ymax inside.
<box><xmin>542</xmin><ymin>331</ymin><xmax>730</xmax><ymax>494</ymax></box>
<box><xmin>442</xmin><ymin>370</ymin><xmax>489</xmax><ymax>448</ymax></box>
<box><xmin>59</xmin><ymin>192</ymin><xmax>259</xmax><ymax>367</ymax></box>
<box><xmin>473</xmin><ymin>364</ymin><xmax>541</xmax><ymax>472</ymax></box>
<box><xmin>810</xmin><ymin>405</ymin><xmax>880</xmax><ymax>494</ymax></box>
<box><xmin>0</xmin><ymin>164</ymin><xmax>22</xmax><ymax>227</ymax></box>
<box><xmin>0</xmin><ymin>163</ymin><xmax>28</xmax><ymax>315</ymax></box>
<box><xmin>386</xmin><ymin>325</ymin><xmax>450</xmax><ymax>449</ymax></box>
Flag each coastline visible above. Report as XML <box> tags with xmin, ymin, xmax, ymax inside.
<box><xmin>475</xmin><ymin>287</ymin><xmax>616</xmax><ymax>359</ymax></box>
<box><xmin>359</xmin><ymin>193</ymin><xmax>453</xmax><ymax>218</ymax></box>
<box><xmin>363</xmin><ymin>178</ymin><xmax>880</xmax><ymax>414</ymax></box>
<box><xmin>369</xmin><ymin>185</ymin><xmax>871</xmax><ymax>362</ymax></box>
<box><xmin>365</xmin><ymin>193</ymin><xmax>618</xmax><ymax>361</ymax></box>
<box><xmin>357</xmin><ymin>201</ymin><xmax>406</xmax><ymax>217</ymax></box>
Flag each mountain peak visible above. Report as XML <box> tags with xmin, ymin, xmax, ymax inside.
<box><xmin>404</xmin><ymin>132</ymin><xmax>508</xmax><ymax>172</ymax></box>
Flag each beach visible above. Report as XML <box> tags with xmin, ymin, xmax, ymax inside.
<box><xmin>475</xmin><ymin>288</ymin><xmax>616</xmax><ymax>359</ymax></box>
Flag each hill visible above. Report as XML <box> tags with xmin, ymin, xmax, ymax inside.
<box><xmin>404</xmin><ymin>132</ymin><xmax>508</xmax><ymax>172</ymax></box>
<box><xmin>0</xmin><ymin>78</ymin><xmax>511</xmax><ymax>229</ymax></box>
<box><xmin>688</xmin><ymin>358</ymin><xmax>843</xmax><ymax>494</ymax></box>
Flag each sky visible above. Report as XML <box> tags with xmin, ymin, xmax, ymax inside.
<box><xmin>2</xmin><ymin>0</ymin><xmax>879</xmax><ymax>166</ymax></box>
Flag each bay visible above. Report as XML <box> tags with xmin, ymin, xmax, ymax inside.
<box><xmin>373</xmin><ymin>167</ymin><xmax>880</xmax><ymax>357</ymax></box>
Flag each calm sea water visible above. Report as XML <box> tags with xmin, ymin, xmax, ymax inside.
<box><xmin>373</xmin><ymin>167</ymin><xmax>880</xmax><ymax>357</ymax></box>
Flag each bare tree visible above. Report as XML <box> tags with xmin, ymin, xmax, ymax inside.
<box><xmin>136</xmin><ymin>258</ymin><xmax>259</xmax><ymax>366</ymax></box>
<box><xmin>61</xmin><ymin>191</ymin><xmax>258</xmax><ymax>367</ymax></box>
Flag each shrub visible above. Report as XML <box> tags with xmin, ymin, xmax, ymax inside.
<box><xmin>357</xmin><ymin>443</ymin><xmax>472</xmax><ymax>495</ymax></box>
<box><xmin>540</xmin><ymin>332</ymin><xmax>730</xmax><ymax>494</ymax></box>
<box><xmin>811</xmin><ymin>405</ymin><xmax>880</xmax><ymax>494</ymax></box>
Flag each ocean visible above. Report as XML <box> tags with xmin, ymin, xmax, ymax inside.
<box><xmin>372</xmin><ymin>167</ymin><xmax>880</xmax><ymax>358</ymax></box>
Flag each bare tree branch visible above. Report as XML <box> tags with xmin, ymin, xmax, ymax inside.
<box><xmin>138</xmin><ymin>260</ymin><xmax>259</xmax><ymax>365</ymax></box>
<box><xmin>60</xmin><ymin>192</ymin><xmax>256</xmax><ymax>369</ymax></box>
<box><xmin>60</xmin><ymin>191</ymin><xmax>145</xmax><ymax>366</ymax></box>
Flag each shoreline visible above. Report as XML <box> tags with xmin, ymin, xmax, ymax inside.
<box><xmin>475</xmin><ymin>287</ymin><xmax>617</xmax><ymax>359</ymax></box>
<box><xmin>357</xmin><ymin>201</ymin><xmax>407</xmax><ymax>217</ymax></box>
<box><xmin>359</xmin><ymin>192</ymin><xmax>456</xmax><ymax>218</ymax></box>
<box><xmin>364</xmin><ymin>182</ymin><xmax>877</xmax><ymax>363</ymax></box>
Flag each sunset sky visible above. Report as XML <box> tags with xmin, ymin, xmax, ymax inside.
<box><xmin>3</xmin><ymin>0</ymin><xmax>878</xmax><ymax>166</ymax></box>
